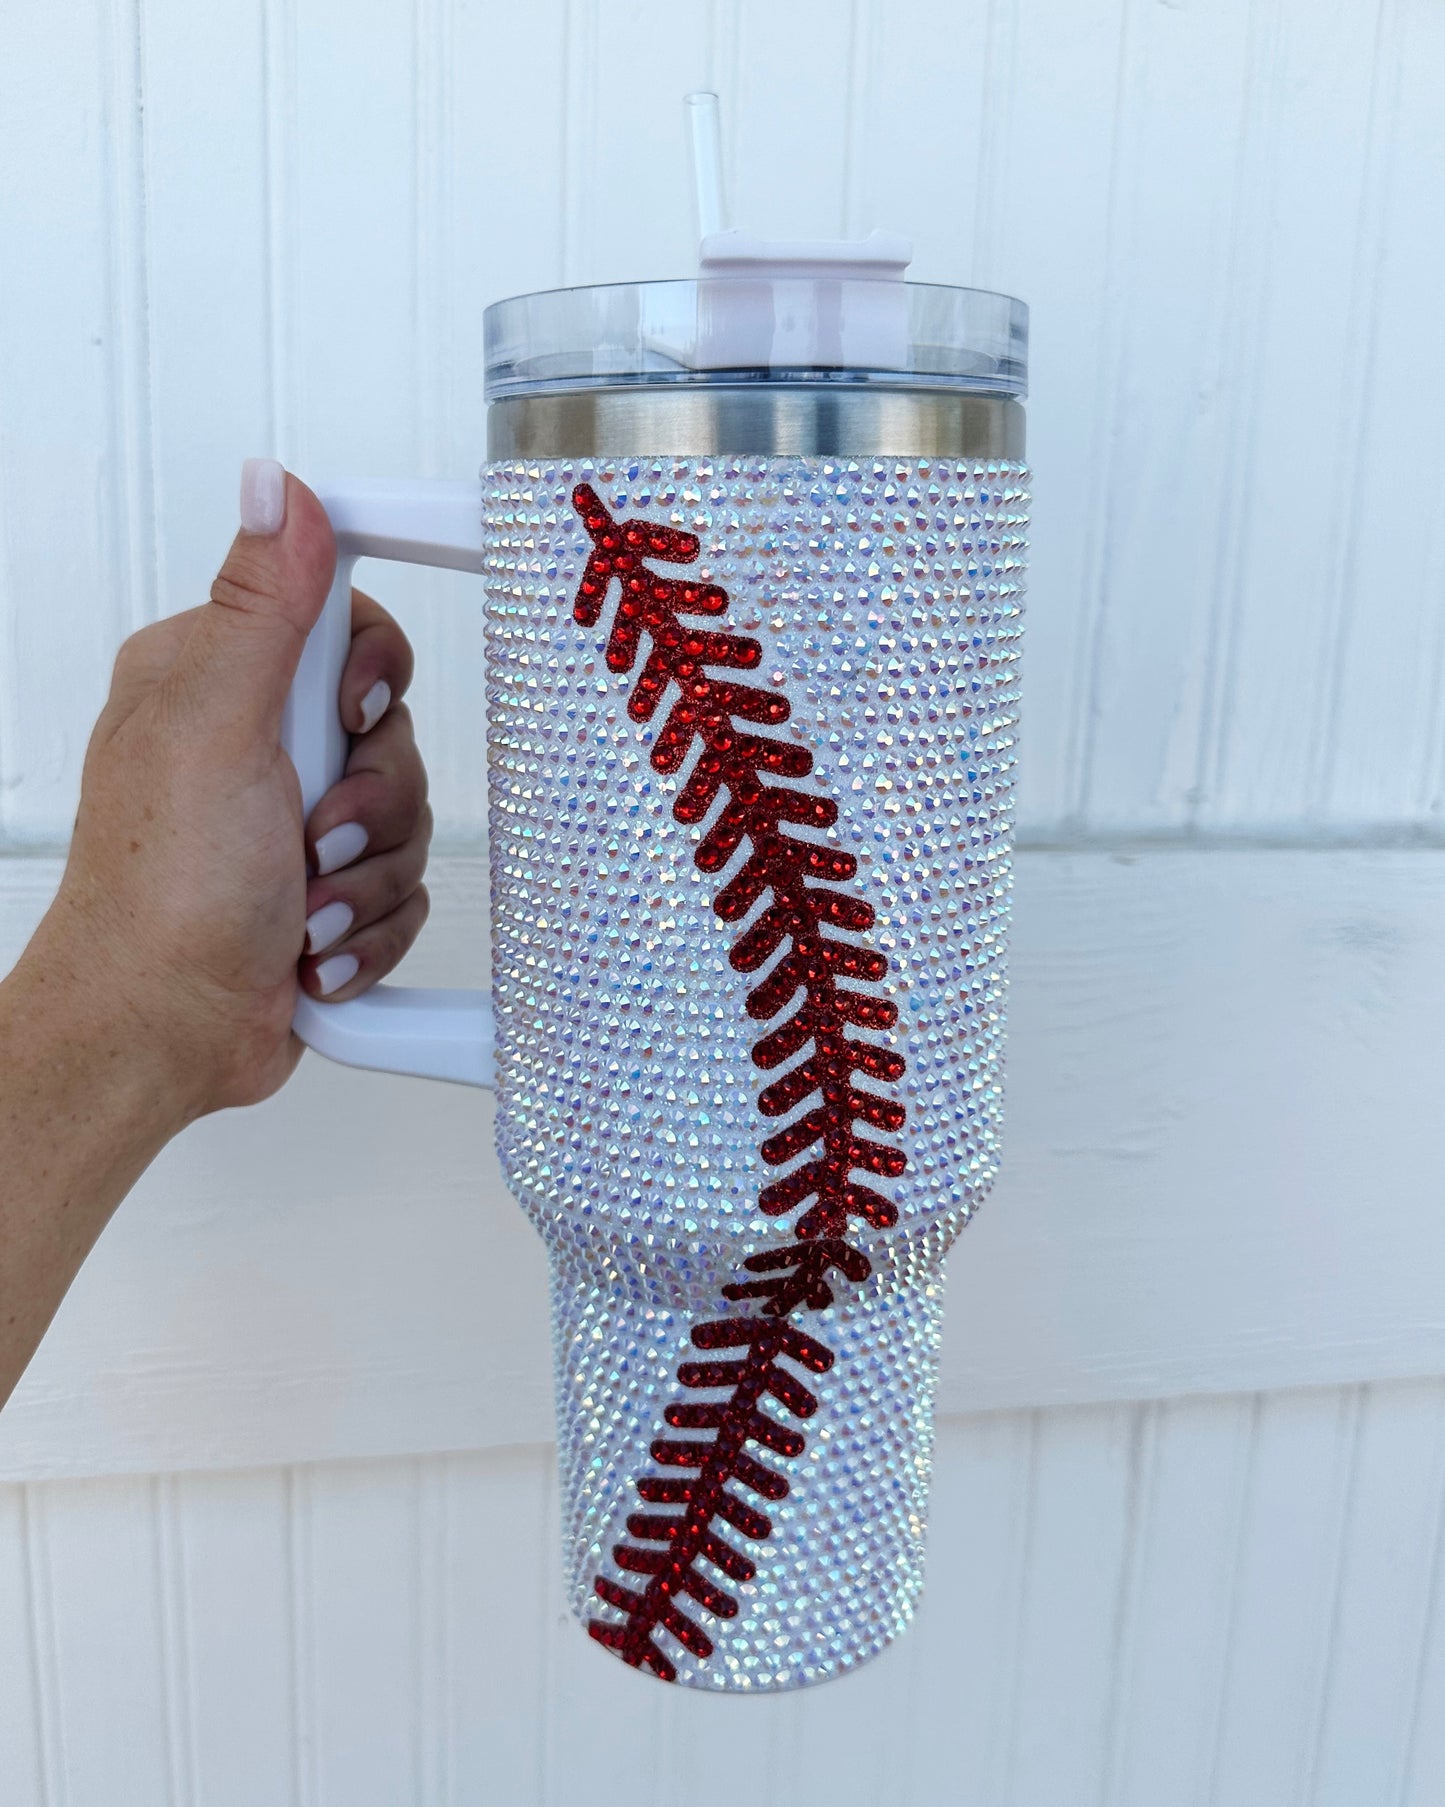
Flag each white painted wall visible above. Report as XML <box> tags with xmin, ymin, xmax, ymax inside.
<box><xmin>1</xmin><ymin>1</ymin><xmax>1443</xmax><ymax>1802</ymax></box>
<box><xmin>7</xmin><ymin>1386</ymin><xmax>1445</xmax><ymax>1807</ymax></box>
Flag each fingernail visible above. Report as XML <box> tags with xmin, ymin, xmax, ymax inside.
<box><xmin>240</xmin><ymin>457</ymin><xmax>286</xmax><ymax>535</ymax></box>
<box><xmin>305</xmin><ymin>899</ymin><xmax>354</xmax><ymax>954</ymax></box>
<box><xmin>315</xmin><ymin>952</ymin><xmax>359</xmax><ymax>996</ymax></box>
<box><xmin>315</xmin><ymin>821</ymin><xmax>368</xmax><ymax>875</ymax></box>
<box><xmin>357</xmin><ymin>679</ymin><xmax>391</xmax><ymax>733</ymax></box>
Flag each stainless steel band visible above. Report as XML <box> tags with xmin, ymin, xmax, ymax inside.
<box><xmin>486</xmin><ymin>386</ymin><xmax>1026</xmax><ymax>461</ymax></box>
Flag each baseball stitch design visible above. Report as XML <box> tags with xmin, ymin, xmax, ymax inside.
<box><xmin>570</xmin><ymin>482</ymin><xmax>909</xmax><ymax>1683</ymax></box>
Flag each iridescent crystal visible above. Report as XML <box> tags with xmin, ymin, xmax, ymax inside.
<box><xmin>482</xmin><ymin>457</ymin><xmax>1029</xmax><ymax>1689</ymax></box>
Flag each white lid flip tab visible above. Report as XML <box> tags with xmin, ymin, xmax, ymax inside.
<box><xmin>686</xmin><ymin>90</ymin><xmax>914</xmax><ymax>373</ymax></box>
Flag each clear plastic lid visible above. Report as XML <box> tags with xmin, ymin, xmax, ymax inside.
<box><xmin>482</xmin><ymin>277</ymin><xmax>1028</xmax><ymax>401</ymax></box>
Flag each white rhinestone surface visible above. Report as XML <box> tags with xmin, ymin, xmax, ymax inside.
<box><xmin>483</xmin><ymin>457</ymin><xmax>1028</xmax><ymax>1689</ymax></box>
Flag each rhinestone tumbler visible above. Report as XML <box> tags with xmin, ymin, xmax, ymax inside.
<box><xmin>281</xmin><ymin>270</ymin><xmax>1028</xmax><ymax>1691</ymax></box>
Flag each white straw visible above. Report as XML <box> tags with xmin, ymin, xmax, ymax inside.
<box><xmin>685</xmin><ymin>91</ymin><xmax>727</xmax><ymax>240</ymax></box>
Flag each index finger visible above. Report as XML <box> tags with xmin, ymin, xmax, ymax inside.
<box><xmin>342</xmin><ymin>587</ymin><xmax>416</xmax><ymax>735</ymax></box>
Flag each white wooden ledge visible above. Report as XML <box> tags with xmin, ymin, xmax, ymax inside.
<box><xmin>2</xmin><ymin>846</ymin><xmax>1444</xmax><ymax>1481</ymax></box>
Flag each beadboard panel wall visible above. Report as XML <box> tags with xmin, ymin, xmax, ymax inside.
<box><xmin>4</xmin><ymin>3</ymin><xmax>1445</xmax><ymax>1804</ymax></box>
<box><xmin>7</xmin><ymin>845</ymin><xmax>1445</xmax><ymax>1482</ymax></box>
<box><xmin>5</xmin><ymin>1386</ymin><xmax>1445</xmax><ymax>1807</ymax></box>
<box><xmin>1</xmin><ymin>0</ymin><xmax>1443</xmax><ymax>849</ymax></box>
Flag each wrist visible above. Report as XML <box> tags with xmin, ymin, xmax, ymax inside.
<box><xmin>10</xmin><ymin>896</ymin><xmax>200</xmax><ymax>1152</ymax></box>
<box><xmin>0</xmin><ymin>899</ymin><xmax>195</xmax><ymax>1406</ymax></box>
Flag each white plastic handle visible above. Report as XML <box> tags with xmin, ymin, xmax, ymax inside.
<box><xmin>281</xmin><ymin>478</ymin><xmax>494</xmax><ymax>1088</ymax></box>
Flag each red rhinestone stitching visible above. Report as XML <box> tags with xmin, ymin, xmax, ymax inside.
<box><xmin>570</xmin><ymin>481</ymin><xmax>909</xmax><ymax>1681</ymax></box>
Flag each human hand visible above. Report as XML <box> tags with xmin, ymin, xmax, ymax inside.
<box><xmin>24</xmin><ymin>461</ymin><xmax>431</xmax><ymax>1127</ymax></box>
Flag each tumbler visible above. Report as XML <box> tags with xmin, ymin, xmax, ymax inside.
<box><xmin>284</xmin><ymin>254</ymin><xmax>1029</xmax><ymax>1691</ymax></box>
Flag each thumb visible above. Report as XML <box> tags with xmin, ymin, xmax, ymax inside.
<box><xmin>172</xmin><ymin>463</ymin><xmax>337</xmax><ymax>740</ymax></box>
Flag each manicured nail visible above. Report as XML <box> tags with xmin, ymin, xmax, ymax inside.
<box><xmin>315</xmin><ymin>952</ymin><xmax>359</xmax><ymax>996</ymax></box>
<box><xmin>305</xmin><ymin>899</ymin><xmax>354</xmax><ymax>954</ymax></box>
<box><xmin>239</xmin><ymin>457</ymin><xmax>286</xmax><ymax>535</ymax></box>
<box><xmin>357</xmin><ymin>679</ymin><xmax>391</xmax><ymax>733</ymax></box>
<box><xmin>315</xmin><ymin>821</ymin><xmax>368</xmax><ymax>875</ymax></box>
